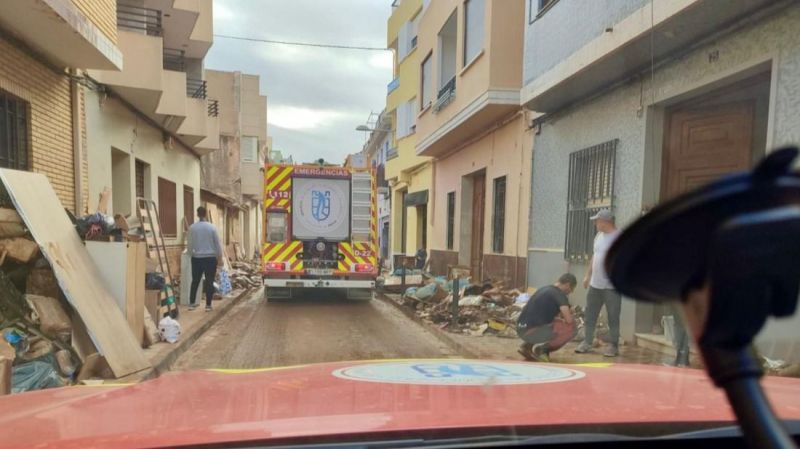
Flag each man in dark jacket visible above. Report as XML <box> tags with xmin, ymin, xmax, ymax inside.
<box><xmin>517</xmin><ymin>273</ymin><xmax>578</xmax><ymax>362</ymax></box>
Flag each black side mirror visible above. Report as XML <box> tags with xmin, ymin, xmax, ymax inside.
<box><xmin>605</xmin><ymin>147</ymin><xmax>800</xmax><ymax>449</ymax></box>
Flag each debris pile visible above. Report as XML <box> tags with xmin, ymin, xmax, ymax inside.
<box><xmin>400</xmin><ymin>276</ymin><xmax>527</xmax><ymax>338</ymax></box>
<box><xmin>0</xmin><ymin>211</ymin><xmax>84</xmax><ymax>393</ymax></box>
<box><xmin>229</xmin><ymin>261</ymin><xmax>262</xmax><ymax>290</ymax></box>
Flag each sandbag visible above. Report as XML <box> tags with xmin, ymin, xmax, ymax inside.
<box><xmin>25</xmin><ymin>295</ymin><xmax>71</xmax><ymax>339</ymax></box>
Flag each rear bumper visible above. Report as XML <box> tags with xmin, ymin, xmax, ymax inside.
<box><xmin>263</xmin><ymin>278</ymin><xmax>375</xmax><ymax>289</ymax></box>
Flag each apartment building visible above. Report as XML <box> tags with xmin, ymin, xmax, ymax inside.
<box><xmin>415</xmin><ymin>0</ymin><xmax>530</xmax><ymax>287</ymax></box>
<box><xmin>86</xmin><ymin>0</ymin><xmax>218</xmax><ymax>272</ymax></box>
<box><xmin>203</xmin><ymin>69</ymin><xmax>269</xmax><ymax>260</ymax></box>
<box><xmin>0</xmin><ymin>0</ymin><xmax>124</xmax><ymax>213</ymax></box>
<box><xmin>522</xmin><ymin>0</ymin><xmax>800</xmax><ymax>358</ymax></box>
<box><xmin>386</xmin><ymin>0</ymin><xmax>433</xmax><ymax>263</ymax></box>
<box><xmin>361</xmin><ymin>111</ymin><xmax>393</xmax><ymax>263</ymax></box>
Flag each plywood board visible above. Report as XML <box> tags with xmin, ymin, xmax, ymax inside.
<box><xmin>0</xmin><ymin>169</ymin><xmax>149</xmax><ymax>377</ymax></box>
<box><xmin>130</xmin><ymin>242</ymin><xmax>146</xmax><ymax>346</ymax></box>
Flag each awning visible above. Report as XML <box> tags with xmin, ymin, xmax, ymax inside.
<box><xmin>404</xmin><ymin>190</ymin><xmax>428</xmax><ymax>207</ymax></box>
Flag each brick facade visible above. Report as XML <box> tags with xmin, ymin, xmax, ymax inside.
<box><xmin>71</xmin><ymin>0</ymin><xmax>118</xmax><ymax>44</ymax></box>
<box><xmin>0</xmin><ymin>35</ymin><xmax>81</xmax><ymax>212</ymax></box>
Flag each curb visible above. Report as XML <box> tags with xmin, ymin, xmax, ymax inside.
<box><xmin>377</xmin><ymin>293</ymin><xmax>481</xmax><ymax>358</ymax></box>
<box><xmin>130</xmin><ymin>287</ymin><xmax>256</xmax><ymax>382</ymax></box>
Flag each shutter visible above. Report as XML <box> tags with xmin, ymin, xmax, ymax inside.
<box><xmin>398</xmin><ymin>21</ymin><xmax>409</xmax><ymax>60</ymax></box>
<box><xmin>396</xmin><ymin>103</ymin><xmax>408</xmax><ymax>139</ymax></box>
<box><xmin>406</xmin><ymin>99</ymin><xmax>416</xmax><ymax>133</ymax></box>
<box><xmin>351</xmin><ymin>172</ymin><xmax>372</xmax><ymax>242</ymax></box>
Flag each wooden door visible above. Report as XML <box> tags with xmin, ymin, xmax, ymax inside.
<box><xmin>662</xmin><ymin>101</ymin><xmax>754</xmax><ymax>199</ymax></box>
<box><xmin>471</xmin><ymin>172</ymin><xmax>486</xmax><ymax>280</ymax></box>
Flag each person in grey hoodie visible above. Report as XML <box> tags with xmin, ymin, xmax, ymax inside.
<box><xmin>187</xmin><ymin>206</ymin><xmax>223</xmax><ymax>311</ymax></box>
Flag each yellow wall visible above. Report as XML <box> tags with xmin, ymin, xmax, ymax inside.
<box><xmin>386</xmin><ymin>0</ymin><xmax>435</xmax><ymax>257</ymax></box>
<box><xmin>72</xmin><ymin>0</ymin><xmax>118</xmax><ymax>44</ymax></box>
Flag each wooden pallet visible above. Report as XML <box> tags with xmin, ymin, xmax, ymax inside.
<box><xmin>137</xmin><ymin>198</ymin><xmax>178</xmax><ymax>319</ymax></box>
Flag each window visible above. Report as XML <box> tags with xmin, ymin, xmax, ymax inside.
<box><xmin>135</xmin><ymin>160</ymin><xmax>148</xmax><ymax>199</ymax></box>
<box><xmin>0</xmin><ymin>91</ymin><xmax>30</xmax><ymax>170</ymax></box>
<box><xmin>464</xmin><ymin>0</ymin><xmax>485</xmax><ymax>65</ymax></box>
<box><xmin>157</xmin><ymin>177</ymin><xmax>177</xmax><ymax>237</ymax></box>
<box><xmin>421</xmin><ymin>53</ymin><xmax>433</xmax><ymax>109</ymax></box>
<box><xmin>395</xmin><ymin>99</ymin><xmax>416</xmax><ymax>139</ymax></box>
<box><xmin>446</xmin><ymin>192</ymin><xmax>455</xmax><ymax>250</ymax></box>
<box><xmin>242</xmin><ymin>136</ymin><xmax>258</xmax><ymax>162</ymax></box>
<box><xmin>530</xmin><ymin>0</ymin><xmax>558</xmax><ymax>22</ymax></box>
<box><xmin>183</xmin><ymin>185</ymin><xmax>194</xmax><ymax>228</ymax></box>
<box><xmin>492</xmin><ymin>176</ymin><xmax>506</xmax><ymax>253</ymax></box>
<box><xmin>565</xmin><ymin>139</ymin><xmax>617</xmax><ymax>262</ymax></box>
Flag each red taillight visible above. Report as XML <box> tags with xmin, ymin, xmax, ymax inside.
<box><xmin>265</xmin><ymin>262</ymin><xmax>286</xmax><ymax>271</ymax></box>
<box><xmin>354</xmin><ymin>263</ymin><xmax>374</xmax><ymax>273</ymax></box>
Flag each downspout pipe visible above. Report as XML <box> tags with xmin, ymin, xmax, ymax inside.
<box><xmin>70</xmin><ymin>68</ymin><xmax>84</xmax><ymax>215</ymax></box>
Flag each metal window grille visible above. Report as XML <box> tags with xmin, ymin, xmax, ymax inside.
<box><xmin>207</xmin><ymin>99</ymin><xmax>219</xmax><ymax>117</ymax></box>
<box><xmin>135</xmin><ymin>160</ymin><xmax>146</xmax><ymax>199</ymax></box>
<box><xmin>433</xmin><ymin>76</ymin><xmax>456</xmax><ymax>113</ymax></box>
<box><xmin>446</xmin><ymin>191</ymin><xmax>455</xmax><ymax>250</ymax></box>
<box><xmin>186</xmin><ymin>78</ymin><xmax>207</xmax><ymax>99</ymax></box>
<box><xmin>492</xmin><ymin>176</ymin><xmax>506</xmax><ymax>253</ymax></box>
<box><xmin>0</xmin><ymin>92</ymin><xmax>30</xmax><ymax>171</ymax></box>
<box><xmin>565</xmin><ymin>139</ymin><xmax>617</xmax><ymax>262</ymax></box>
<box><xmin>117</xmin><ymin>3</ymin><xmax>163</xmax><ymax>36</ymax></box>
<box><xmin>163</xmin><ymin>48</ymin><xmax>186</xmax><ymax>72</ymax></box>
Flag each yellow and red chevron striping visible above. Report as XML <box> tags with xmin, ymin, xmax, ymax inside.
<box><xmin>338</xmin><ymin>241</ymin><xmax>377</xmax><ymax>271</ymax></box>
<box><xmin>262</xmin><ymin>240</ymin><xmax>303</xmax><ymax>272</ymax></box>
<box><xmin>263</xmin><ymin>165</ymin><xmax>294</xmax><ymax>211</ymax></box>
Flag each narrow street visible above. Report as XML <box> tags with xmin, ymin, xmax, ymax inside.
<box><xmin>172</xmin><ymin>289</ymin><xmax>458</xmax><ymax>371</ymax></box>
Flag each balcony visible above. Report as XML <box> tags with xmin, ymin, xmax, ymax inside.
<box><xmin>433</xmin><ymin>76</ymin><xmax>456</xmax><ymax>113</ymax></box>
<box><xmin>387</xmin><ymin>147</ymin><xmax>399</xmax><ymax>160</ymax></box>
<box><xmin>89</xmin><ymin>30</ymin><xmax>164</xmax><ymax>113</ymax></box>
<box><xmin>187</xmin><ymin>78</ymin><xmax>208</xmax><ymax>99</ymax></box>
<box><xmin>163</xmin><ymin>48</ymin><xmax>186</xmax><ymax>71</ymax></box>
<box><xmin>414</xmin><ymin>0</ymin><xmax>525</xmax><ymax>157</ymax></box>
<box><xmin>0</xmin><ymin>0</ymin><xmax>122</xmax><ymax>70</ymax></box>
<box><xmin>387</xmin><ymin>77</ymin><xmax>400</xmax><ymax>95</ymax></box>
<box><xmin>195</xmin><ymin>112</ymin><xmax>220</xmax><ymax>155</ymax></box>
<box><xmin>207</xmin><ymin>99</ymin><xmax>220</xmax><ymax>117</ymax></box>
<box><xmin>522</xmin><ymin>0</ymin><xmax>779</xmax><ymax>112</ymax></box>
<box><xmin>178</xmin><ymin>97</ymin><xmax>212</xmax><ymax>148</ymax></box>
<box><xmin>117</xmin><ymin>4</ymin><xmax>163</xmax><ymax>37</ymax></box>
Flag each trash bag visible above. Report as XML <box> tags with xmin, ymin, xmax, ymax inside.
<box><xmin>218</xmin><ymin>270</ymin><xmax>232</xmax><ymax>296</ymax></box>
<box><xmin>12</xmin><ymin>360</ymin><xmax>64</xmax><ymax>393</ymax></box>
<box><xmin>515</xmin><ymin>293</ymin><xmax>530</xmax><ymax>304</ymax></box>
<box><xmin>145</xmin><ymin>273</ymin><xmax>166</xmax><ymax>290</ymax></box>
<box><xmin>403</xmin><ymin>286</ymin><xmax>418</xmax><ymax>298</ymax></box>
<box><xmin>158</xmin><ymin>316</ymin><xmax>181</xmax><ymax>344</ymax></box>
<box><xmin>413</xmin><ymin>283</ymin><xmax>439</xmax><ymax>302</ymax></box>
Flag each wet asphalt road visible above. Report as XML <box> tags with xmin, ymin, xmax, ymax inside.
<box><xmin>172</xmin><ymin>289</ymin><xmax>458</xmax><ymax>371</ymax></box>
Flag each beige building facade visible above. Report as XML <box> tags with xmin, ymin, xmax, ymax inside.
<box><xmin>415</xmin><ymin>0</ymin><xmax>530</xmax><ymax>287</ymax></box>
<box><xmin>86</xmin><ymin>0</ymin><xmax>217</xmax><ymax>272</ymax></box>
<box><xmin>0</xmin><ymin>0</ymin><xmax>124</xmax><ymax>213</ymax></box>
<box><xmin>203</xmin><ymin>70</ymin><xmax>268</xmax><ymax>261</ymax></box>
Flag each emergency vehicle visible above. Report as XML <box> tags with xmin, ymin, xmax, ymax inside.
<box><xmin>261</xmin><ymin>162</ymin><xmax>378</xmax><ymax>300</ymax></box>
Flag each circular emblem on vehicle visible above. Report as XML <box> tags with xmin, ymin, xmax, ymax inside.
<box><xmin>332</xmin><ymin>360</ymin><xmax>585</xmax><ymax>386</ymax></box>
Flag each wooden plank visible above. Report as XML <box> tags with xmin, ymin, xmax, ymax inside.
<box><xmin>0</xmin><ymin>169</ymin><xmax>149</xmax><ymax>377</ymax></box>
<box><xmin>128</xmin><ymin>242</ymin><xmax>146</xmax><ymax>346</ymax></box>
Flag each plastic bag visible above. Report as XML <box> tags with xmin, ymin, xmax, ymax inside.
<box><xmin>218</xmin><ymin>270</ymin><xmax>232</xmax><ymax>296</ymax></box>
<box><xmin>515</xmin><ymin>293</ymin><xmax>530</xmax><ymax>304</ymax></box>
<box><xmin>12</xmin><ymin>360</ymin><xmax>64</xmax><ymax>393</ymax></box>
<box><xmin>158</xmin><ymin>316</ymin><xmax>181</xmax><ymax>344</ymax></box>
<box><xmin>145</xmin><ymin>273</ymin><xmax>166</xmax><ymax>290</ymax></box>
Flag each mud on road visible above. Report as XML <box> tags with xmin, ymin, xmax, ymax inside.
<box><xmin>172</xmin><ymin>289</ymin><xmax>459</xmax><ymax>371</ymax></box>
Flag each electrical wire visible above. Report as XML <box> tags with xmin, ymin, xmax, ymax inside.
<box><xmin>213</xmin><ymin>34</ymin><xmax>389</xmax><ymax>51</ymax></box>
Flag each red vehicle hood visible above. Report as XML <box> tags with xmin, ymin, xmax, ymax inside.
<box><xmin>1</xmin><ymin>359</ymin><xmax>799</xmax><ymax>449</ymax></box>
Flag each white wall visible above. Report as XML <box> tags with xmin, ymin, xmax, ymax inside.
<box><xmin>86</xmin><ymin>89</ymin><xmax>201</xmax><ymax>245</ymax></box>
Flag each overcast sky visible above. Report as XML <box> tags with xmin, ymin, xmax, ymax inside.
<box><xmin>207</xmin><ymin>0</ymin><xmax>393</xmax><ymax>164</ymax></box>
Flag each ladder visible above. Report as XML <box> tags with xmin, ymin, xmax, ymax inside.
<box><xmin>137</xmin><ymin>198</ymin><xmax>178</xmax><ymax>319</ymax></box>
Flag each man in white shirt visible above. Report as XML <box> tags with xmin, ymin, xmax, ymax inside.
<box><xmin>575</xmin><ymin>209</ymin><xmax>622</xmax><ymax>357</ymax></box>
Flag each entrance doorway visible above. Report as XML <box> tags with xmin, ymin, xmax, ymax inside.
<box><xmin>111</xmin><ymin>148</ymin><xmax>131</xmax><ymax>215</ymax></box>
<box><xmin>470</xmin><ymin>172</ymin><xmax>486</xmax><ymax>280</ymax></box>
<box><xmin>654</xmin><ymin>72</ymin><xmax>770</xmax><ymax>329</ymax></box>
<box><xmin>416</xmin><ymin>204</ymin><xmax>427</xmax><ymax>251</ymax></box>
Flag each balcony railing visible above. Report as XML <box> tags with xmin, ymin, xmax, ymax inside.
<box><xmin>117</xmin><ymin>3</ymin><xmax>163</xmax><ymax>36</ymax></box>
<box><xmin>163</xmin><ymin>48</ymin><xmax>186</xmax><ymax>72</ymax></box>
<box><xmin>187</xmin><ymin>78</ymin><xmax>207</xmax><ymax>99</ymax></box>
<box><xmin>387</xmin><ymin>77</ymin><xmax>399</xmax><ymax>94</ymax></box>
<box><xmin>386</xmin><ymin>147</ymin><xmax>399</xmax><ymax>160</ymax></box>
<box><xmin>433</xmin><ymin>76</ymin><xmax>456</xmax><ymax>113</ymax></box>
<box><xmin>207</xmin><ymin>99</ymin><xmax>219</xmax><ymax>117</ymax></box>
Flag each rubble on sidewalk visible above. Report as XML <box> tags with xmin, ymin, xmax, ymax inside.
<box><xmin>228</xmin><ymin>261</ymin><xmax>262</xmax><ymax>290</ymax></box>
